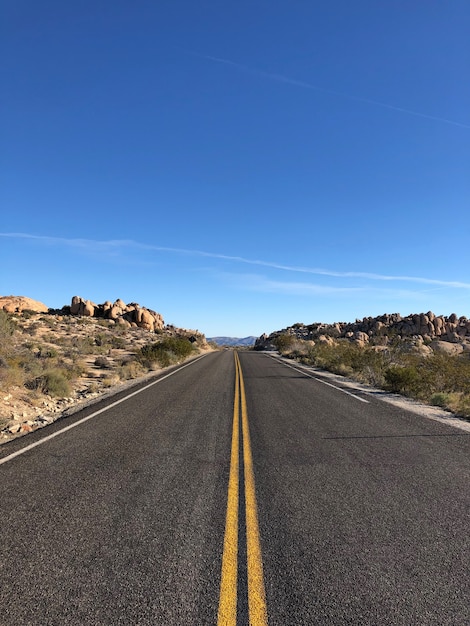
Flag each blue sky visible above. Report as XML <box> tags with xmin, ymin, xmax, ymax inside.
<box><xmin>1</xmin><ymin>1</ymin><xmax>469</xmax><ymax>337</ymax></box>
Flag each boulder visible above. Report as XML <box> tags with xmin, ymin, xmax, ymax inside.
<box><xmin>430</xmin><ymin>341</ymin><xmax>464</xmax><ymax>355</ymax></box>
<box><xmin>70</xmin><ymin>296</ymin><xmax>82</xmax><ymax>315</ymax></box>
<box><xmin>106</xmin><ymin>306</ymin><xmax>122</xmax><ymax>320</ymax></box>
<box><xmin>82</xmin><ymin>300</ymin><xmax>96</xmax><ymax>317</ymax></box>
<box><xmin>137</xmin><ymin>308</ymin><xmax>155</xmax><ymax>331</ymax></box>
<box><xmin>0</xmin><ymin>296</ymin><xmax>49</xmax><ymax>314</ymax></box>
<box><xmin>433</xmin><ymin>317</ymin><xmax>444</xmax><ymax>335</ymax></box>
<box><xmin>353</xmin><ymin>331</ymin><xmax>369</xmax><ymax>345</ymax></box>
<box><xmin>68</xmin><ymin>296</ymin><xmax>164</xmax><ymax>331</ymax></box>
<box><xmin>318</xmin><ymin>335</ymin><xmax>334</xmax><ymax>345</ymax></box>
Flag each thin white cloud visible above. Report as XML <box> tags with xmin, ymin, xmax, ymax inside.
<box><xmin>190</xmin><ymin>51</ymin><xmax>470</xmax><ymax>130</ymax></box>
<box><xmin>2</xmin><ymin>232</ymin><xmax>469</xmax><ymax>289</ymax></box>
<box><xmin>231</xmin><ymin>275</ymin><xmax>366</xmax><ymax>296</ymax></box>
<box><xmin>218</xmin><ymin>272</ymin><xmax>428</xmax><ymax>298</ymax></box>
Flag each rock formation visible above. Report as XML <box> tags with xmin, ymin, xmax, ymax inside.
<box><xmin>0</xmin><ymin>295</ymin><xmax>49</xmax><ymax>314</ymax></box>
<box><xmin>255</xmin><ymin>311</ymin><xmax>470</xmax><ymax>352</ymax></box>
<box><xmin>67</xmin><ymin>296</ymin><xmax>164</xmax><ymax>332</ymax></box>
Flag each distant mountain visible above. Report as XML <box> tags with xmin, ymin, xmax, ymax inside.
<box><xmin>208</xmin><ymin>336</ymin><xmax>257</xmax><ymax>347</ymax></box>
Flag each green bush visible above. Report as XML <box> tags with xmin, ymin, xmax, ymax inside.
<box><xmin>273</xmin><ymin>334</ymin><xmax>296</xmax><ymax>354</ymax></box>
<box><xmin>136</xmin><ymin>337</ymin><xmax>194</xmax><ymax>369</ymax></box>
<box><xmin>0</xmin><ymin>310</ymin><xmax>15</xmax><ymax>341</ymax></box>
<box><xmin>26</xmin><ymin>369</ymin><xmax>71</xmax><ymax>397</ymax></box>
<box><xmin>384</xmin><ymin>366</ymin><xmax>419</xmax><ymax>395</ymax></box>
<box><xmin>281</xmin><ymin>336</ymin><xmax>470</xmax><ymax>417</ymax></box>
<box><xmin>430</xmin><ymin>392</ymin><xmax>451</xmax><ymax>408</ymax></box>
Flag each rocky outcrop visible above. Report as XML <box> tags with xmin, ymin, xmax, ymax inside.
<box><xmin>256</xmin><ymin>311</ymin><xmax>470</xmax><ymax>351</ymax></box>
<box><xmin>0</xmin><ymin>295</ymin><xmax>49</xmax><ymax>314</ymax></box>
<box><xmin>67</xmin><ymin>296</ymin><xmax>164</xmax><ymax>332</ymax></box>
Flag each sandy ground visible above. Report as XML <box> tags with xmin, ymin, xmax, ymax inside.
<box><xmin>0</xmin><ymin>312</ymin><xmax>212</xmax><ymax>444</ymax></box>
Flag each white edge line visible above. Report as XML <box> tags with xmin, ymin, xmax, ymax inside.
<box><xmin>267</xmin><ymin>355</ymin><xmax>369</xmax><ymax>404</ymax></box>
<box><xmin>0</xmin><ymin>354</ymin><xmax>208</xmax><ymax>466</ymax></box>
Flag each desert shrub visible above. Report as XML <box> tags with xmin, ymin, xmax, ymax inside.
<box><xmin>455</xmin><ymin>394</ymin><xmax>470</xmax><ymax>417</ymax></box>
<box><xmin>61</xmin><ymin>361</ymin><xmax>86</xmax><ymax>380</ymax></box>
<box><xmin>384</xmin><ymin>365</ymin><xmax>419</xmax><ymax>395</ymax></box>
<box><xmin>275</xmin><ymin>335</ymin><xmax>470</xmax><ymax>416</ymax></box>
<box><xmin>137</xmin><ymin>345</ymin><xmax>171</xmax><ymax>369</ymax></box>
<box><xmin>37</xmin><ymin>345</ymin><xmax>58</xmax><ymax>359</ymax></box>
<box><xmin>94</xmin><ymin>356</ymin><xmax>111</xmax><ymax>369</ymax></box>
<box><xmin>12</xmin><ymin>352</ymin><xmax>43</xmax><ymax>378</ymax></box>
<box><xmin>75</xmin><ymin>318</ymin><xmax>89</xmax><ymax>325</ymax></box>
<box><xmin>429</xmin><ymin>392</ymin><xmax>470</xmax><ymax>418</ymax></box>
<box><xmin>21</xmin><ymin>309</ymin><xmax>39</xmax><ymax>319</ymax></box>
<box><xmin>38</xmin><ymin>316</ymin><xmax>56</xmax><ymax>327</ymax></box>
<box><xmin>118</xmin><ymin>360</ymin><xmax>145</xmax><ymax>380</ymax></box>
<box><xmin>430</xmin><ymin>392</ymin><xmax>451</xmax><ymax>408</ymax></box>
<box><xmin>23</xmin><ymin>322</ymin><xmax>41</xmax><ymax>336</ymax></box>
<box><xmin>94</xmin><ymin>333</ymin><xmax>110</xmax><ymax>347</ymax></box>
<box><xmin>287</xmin><ymin>340</ymin><xmax>314</xmax><ymax>359</ymax></box>
<box><xmin>26</xmin><ymin>369</ymin><xmax>71</xmax><ymax>397</ymax></box>
<box><xmin>163</xmin><ymin>337</ymin><xmax>194</xmax><ymax>358</ymax></box>
<box><xmin>110</xmin><ymin>336</ymin><xmax>126</xmax><ymax>349</ymax></box>
<box><xmin>306</xmin><ymin>340</ymin><xmax>381</xmax><ymax>376</ymax></box>
<box><xmin>136</xmin><ymin>337</ymin><xmax>194</xmax><ymax>369</ymax></box>
<box><xmin>100</xmin><ymin>375</ymin><xmax>118</xmax><ymax>388</ymax></box>
<box><xmin>73</xmin><ymin>336</ymin><xmax>96</xmax><ymax>354</ymax></box>
<box><xmin>0</xmin><ymin>362</ymin><xmax>25</xmax><ymax>390</ymax></box>
<box><xmin>46</xmin><ymin>334</ymin><xmax>70</xmax><ymax>346</ymax></box>
<box><xmin>273</xmin><ymin>334</ymin><xmax>296</xmax><ymax>354</ymax></box>
<box><xmin>359</xmin><ymin>364</ymin><xmax>386</xmax><ymax>388</ymax></box>
<box><xmin>0</xmin><ymin>310</ymin><xmax>15</xmax><ymax>342</ymax></box>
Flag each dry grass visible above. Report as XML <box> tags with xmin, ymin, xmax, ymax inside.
<box><xmin>0</xmin><ymin>310</ymin><xmax>209</xmax><ymax>440</ymax></box>
<box><xmin>274</xmin><ymin>334</ymin><xmax>470</xmax><ymax>418</ymax></box>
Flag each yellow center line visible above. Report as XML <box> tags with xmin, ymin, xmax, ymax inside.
<box><xmin>218</xmin><ymin>352</ymin><xmax>268</xmax><ymax>626</ymax></box>
<box><xmin>217</xmin><ymin>357</ymin><xmax>240</xmax><ymax>626</ymax></box>
<box><xmin>239</xmin><ymin>353</ymin><xmax>268</xmax><ymax>626</ymax></box>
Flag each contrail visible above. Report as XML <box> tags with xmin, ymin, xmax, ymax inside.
<box><xmin>2</xmin><ymin>232</ymin><xmax>470</xmax><ymax>289</ymax></box>
<box><xmin>190</xmin><ymin>51</ymin><xmax>470</xmax><ymax>130</ymax></box>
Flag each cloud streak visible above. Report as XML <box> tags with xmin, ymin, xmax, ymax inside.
<box><xmin>190</xmin><ymin>51</ymin><xmax>470</xmax><ymax>130</ymax></box>
<box><xmin>2</xmin><ymin>232</ymin><xmax>469</xmax><ymax>289</ymax></box>
<box><xmin>214</xmin><ymin>270</ymin><xmax>443</xmax><ymax>299</ymax></box>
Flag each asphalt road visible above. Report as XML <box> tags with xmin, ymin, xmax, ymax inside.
<box><xmin>1</xmin><ymin>350</ymin><xmax>469</xmax><ymax>625</ymax></box>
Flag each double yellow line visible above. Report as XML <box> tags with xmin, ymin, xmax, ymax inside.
<box><xmin>217</xmin><ymin>352</ymin><xmax>268</xmax><ymax>626</ymax></box>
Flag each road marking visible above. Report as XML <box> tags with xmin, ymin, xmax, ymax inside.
<box><xmin>239</xmin><ymin>354</ymin><xmax>268</xmax><ymax>625</ymax></box>
<box><xmin>0</xmin><ymin>354</ymin><xmax>208</xmax><ymax>467</ymax></box>
<box><xmin>218</xmin><ymin>352</ymin><xmax>268</xmax><ymax>625</ymax></box>
<box><xmin>268</xmin><ymin>355</ymin><xmax>369</xmax><ymax>404</ymax></box>
<box><xmin>217</xmin><ymin>355</ymin><xmax>240</xmax><ymax>625</ymax></box>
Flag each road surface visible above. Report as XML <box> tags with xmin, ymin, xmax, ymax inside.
<box><xmin>1</xmin><ymin>350</ymin><xmax>469</xmax><ymax>625</ymax></box>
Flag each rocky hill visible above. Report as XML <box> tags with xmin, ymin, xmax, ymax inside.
<box><xmin>255</xmin><ymin>311</ymin><xmax>470</xmax><ymax>419</ymax></box>
<box><xmin>256</xmin><ymin>311</ymin><xmax>470</xmax><ymax>355</ymax></box>
<box><xmin>0</xmin><ymin>295</ymin><xmax>49</xmax><ymax>314</ymax></box>
<box><xmin>0</xmin><ymin>295</ymin><xmax>210</xmax><ymax>443</ymax></box>
<box><xmin>57</xmin><ymin>295</ymin><xmax>165</xmax><ymax>333</ymax></box>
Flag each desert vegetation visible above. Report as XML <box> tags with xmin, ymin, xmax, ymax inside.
<box><xmin>271</xmin><ymin>333</ymin><xmax>470</xmax><ymax>418</ymax></box>
<box><xmin>0</xmin><ymin>309</ymin><xmax>207</xmax><ymax>438</ymax></box>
